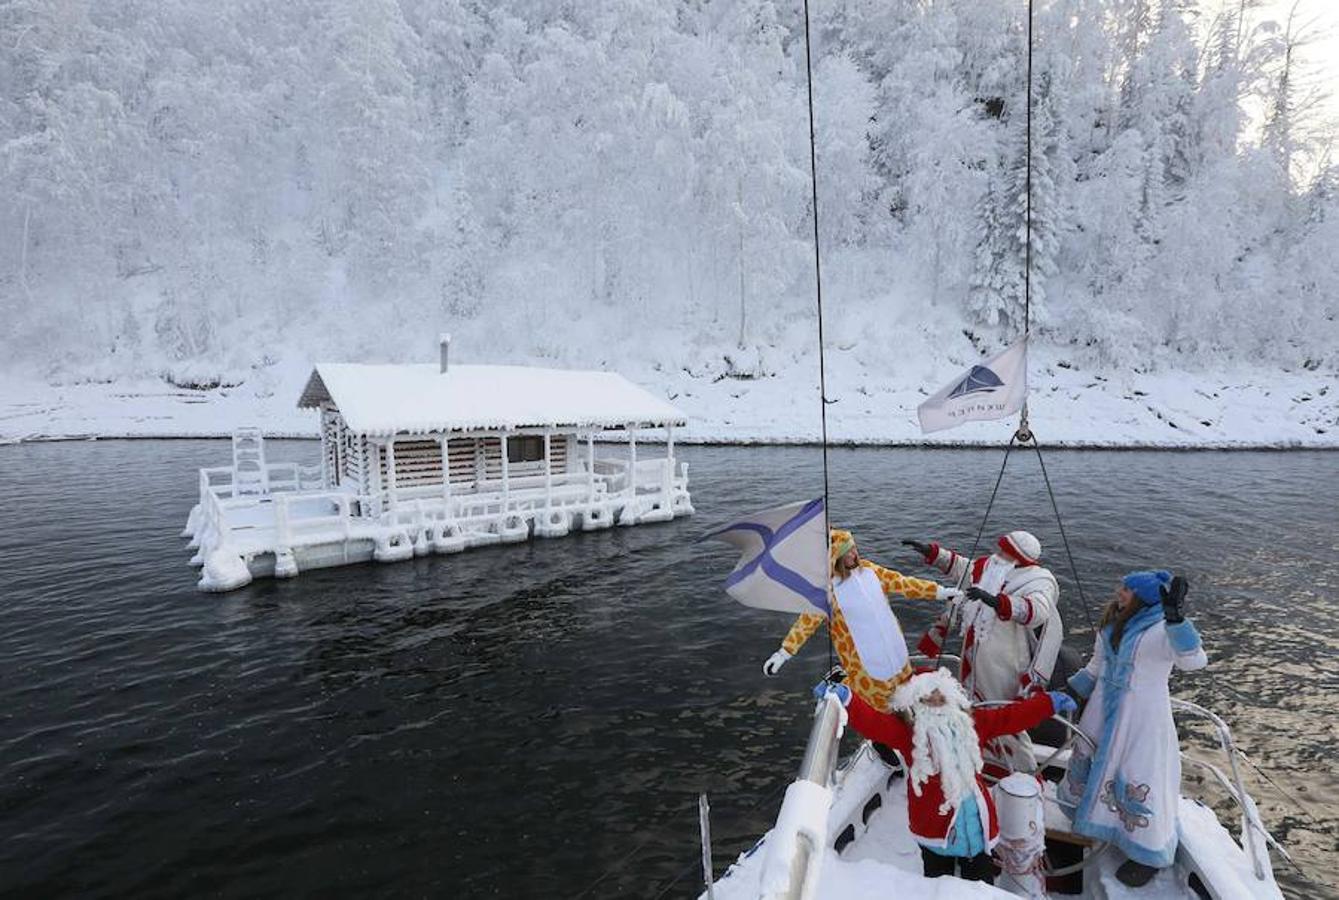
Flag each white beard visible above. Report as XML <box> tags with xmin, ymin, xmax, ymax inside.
<box><xmin>908</xmin><ymin>704</ymin><xmax>985</xmax><ymax>816</ymax></box>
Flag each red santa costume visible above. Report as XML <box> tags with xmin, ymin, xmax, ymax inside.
<box><xmin>844</xmin><ymin>669</ymin><xmax>1058</xmax><ymax>877</ymax></box>
<box><xmin>915</xmin><ymin>530</ymin><xmax>1063</xmax><ymax>775</ymax></box>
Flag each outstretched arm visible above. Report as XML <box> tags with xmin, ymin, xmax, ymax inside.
<box><xmin>904</xmin><ymin>539</ymin><xmax>968</xmax><ymax>582</ymax></box>
<box><xmin>972</xmin><ymin>693</ymin><xmax>1057</xmax><ymax>742</ymax></box>
<box><xmin>781</xmin><ymin>612</ymin><xmax>826</xmax><ymax>656</ymax></box>
<box><xmin>845</xmin><ymin>693</ymin><xmax>913</xmax><ymax>753</ymax></box>
<box><xmin>927</xmin><ymin>543</ymin><xmax>970</xmax><ymax>583</ymax></box>
<box><xmin>862</xmin><ymin>561</ymin><xmax>944</xmax><ymax>601</ymax></box>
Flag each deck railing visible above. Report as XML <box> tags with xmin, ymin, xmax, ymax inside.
<box><xmin>1171</xmin><ymin>698</ymin><xmax>1272</xmax><ymax>881</ymax></box>
<box><xmin>201</xmin><ymin>461</ymin><xmax>323</xmax><ymax>499</ymax></box>
<box><xmin>195</xmin><ymin>454</ymin><xmax>689</xmax><ymax>551</ymax></box>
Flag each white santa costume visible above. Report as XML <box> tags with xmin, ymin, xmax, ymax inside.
<box><xmin>1057</xmin><ymin>570</ymin><xmax>1208</xmax><ymax>870</ymax></box>
<box><xmin>916</xmin><ymin>531</ymin><xmax>1063</xmax><ymax>774</ymax></box>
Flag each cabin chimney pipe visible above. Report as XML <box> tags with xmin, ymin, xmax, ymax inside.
<box><xmin>439</xmin><ymin>333</ymin><xmax>451</xmax><ymax>374</ymax></box>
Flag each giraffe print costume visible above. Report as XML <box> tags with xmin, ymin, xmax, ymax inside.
<box><xmin>780</xmin><ymin>529</ymin><xmax>946</xmax><ymax>711</ymax></box>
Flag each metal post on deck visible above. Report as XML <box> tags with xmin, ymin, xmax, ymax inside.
<box><xmin>385</xmin><ymin>437</ymin><xmax>399</xmax><ymax>511</ymax></box>
<box><xmin>319</xmin><ymin>410</ymin><xmax>330</xmax><ymax>490</ymax></box>
<box><xmin>366</xmin><ymin>440</ymin><xmax>381</xmax><ymax>517</ymax></box>
<box><xmin>439</xmin><ymin>435</ymin><xmax>452</xmax><ymax>510</ymax></box>
<box><xmin>501</xmin><ymin>432</ymin><xmax>511</xmax><ymax>516</ymax></box>
<box><xmin>664</xmin><ymin>424</ymin><xmax>674</xmax><ymax>504</ymax></box>
<box><xmin>543</xmin><ymin>430</ymin><xmax>553</xmax><ymax>509</ymax></box>
<box><xmin>587</xmin><ymin>433</ymin><xmax>596</xmax><ymax>502</ymax></box>
<box><xmin>628</xmin><ymin>425</ymin><xmax>637</xmax><ymax>498</ymax></box>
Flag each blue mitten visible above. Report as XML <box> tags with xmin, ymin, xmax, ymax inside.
<box><xmin>1048</xmin><ymin>691</ymin><xmax>1078</xmax><ymax>716</ymax></box>
<box><xmin>812</xmin><ymin>681</ymin><xmax>852</xmax><ymax>707</ymax></box>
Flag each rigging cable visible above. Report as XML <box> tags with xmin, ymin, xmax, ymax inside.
<box><xmin>1008</xmin><ymin>0</ymin><xmax>1096</xmax><ymax>635</ymax></box>
<box><xmin>1020</xmin><ymin>0</ymin><xmax>1094</xmax><ymax>633</ymax></box>
<box><xmin>800</xmin><ymin>0</ymin><xmax>835</xmax><ymax>673</ymax></box>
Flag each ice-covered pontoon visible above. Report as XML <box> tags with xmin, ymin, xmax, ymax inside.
<box><xmin>183</xmin><ymin>337</ymin><xmax>693</xmax><ymax>591</ymax></box>
<box><xmin>704</xmin><ymin>657</ymin><xmax>1286</xmax><ymax>900</ymax></box>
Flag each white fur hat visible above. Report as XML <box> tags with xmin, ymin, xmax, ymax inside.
<box><xmin>998</xmin><ymin>530</ymin><xmax>1041</xmax><ymax>566</ymax></box>
<box><xmin>891</xmin><ymin>667</ymin><xmax>972</xmax><ymax>712</ymax></box>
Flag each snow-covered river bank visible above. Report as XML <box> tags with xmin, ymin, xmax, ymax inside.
<box><xmin>2</xmin><ymin>351</ymin><xmax>1334</xmax><ymax>448</ymax></box>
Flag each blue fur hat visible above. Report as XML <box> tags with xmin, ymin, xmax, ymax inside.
<box><xmin>1123</xmin><ymin>570</ymin><xmax>1172</xmax><ymax>606</ymax></box>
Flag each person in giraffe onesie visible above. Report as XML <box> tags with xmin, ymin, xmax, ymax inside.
<box><xmin>902</xmin><ymin>530</ymin><xmax>1064</xmax><ymax>777</ymax></box>
<box><xmin>760</xmin><ymin>529</ymin><xmax>961</xmax><ymax>712</ymax></box>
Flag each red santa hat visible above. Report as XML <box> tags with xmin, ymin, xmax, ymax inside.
<box><xmin>998</xmin><ymin>530</ymin><xmax>1041</xmax><ymax>566</ymax></box>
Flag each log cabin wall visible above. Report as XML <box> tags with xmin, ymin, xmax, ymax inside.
<box><xmin>378</xmin><ymin>432</ymin><xmax>574</xmax><ymax>495</ymax></box>
<box><xmin>379</xmin><ymin>438</ymin><xmax>443</xmax><ymax>489</ymax></box>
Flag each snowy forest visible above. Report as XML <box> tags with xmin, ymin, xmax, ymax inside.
<box><xmin>2</xmin><ymin>0</ymin><xmax>1336</xmax><ymax>391</ymax></box>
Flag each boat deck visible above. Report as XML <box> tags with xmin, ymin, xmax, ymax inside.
<box><xmin>708</xmin><ymin>744</ymin><xmax>1283</xmax><ymax>900</ymax></box>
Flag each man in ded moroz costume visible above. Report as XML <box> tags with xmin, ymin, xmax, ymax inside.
<box><xmin>816</xmin><ymin>669</ymin><xmax>1077</xmax><ymax>884</ymax></box>
<box><xmin>762</xmin><ymin>529</ymin><xmax>960</xmax><ymax>710</ymax></box>
<box><xmin>904</xmin><ymin>530</ymin><xmax>1063</xmax><ymax>774</ymax></box>
<box><xmin>1058</xmin><ymin>571</ymin><xmax>1207</xmax><ymax>888</ymax></box>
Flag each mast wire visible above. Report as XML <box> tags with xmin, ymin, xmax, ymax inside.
<box><xmin>800</xmin><ymin>0</ymin><xmax>835</xmax><ymax>673</ymax></box>
<box><xmin>1024</xmin><ymin>0</ymin><xmax>1033</xmax><ymax>336</ymax></box>
<box><xmin>955</xmin><ymin>0</ymin><xmax>1095</xmax><ymax>638</ymax></box>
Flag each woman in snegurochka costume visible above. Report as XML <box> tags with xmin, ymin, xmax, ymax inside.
<box><xmin>1058</xmin><ymin>571</ymin><xmax>1207</xmax><ymax>889</ymax></box>
<box><xmin>760</xmin><ymin>529</ymin><xmax>961</xmax><ymax>711</ymax></box>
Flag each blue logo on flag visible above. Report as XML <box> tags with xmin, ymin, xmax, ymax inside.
<box><xmin>947</xmin><ymin>365</ymin><xmax>1004</xmax><ymax>399</ymax></box>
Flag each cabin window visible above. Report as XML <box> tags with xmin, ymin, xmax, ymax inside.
<box><xmin>506</xmin><ymin>435</ymin><xmax>545</xmax><ymax>464</ymax></box>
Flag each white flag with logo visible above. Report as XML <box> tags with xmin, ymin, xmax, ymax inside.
<box><xmin>917</xmin><ymin>336</ymin><xmax>1028</xmax><ymax>434</ymax></box>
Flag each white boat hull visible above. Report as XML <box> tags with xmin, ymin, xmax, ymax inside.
<box><xmin>707</xmin><ymin>743</ymin><xmax>1283</xmax><ymax>900</ymax></box>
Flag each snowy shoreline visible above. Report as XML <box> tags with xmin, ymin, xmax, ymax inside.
<box><xmin>6</xmin><ymin>434</ymin><xmax>1337</xmax><ymax>451</ymax></box>
<box><xmin>3</xmin><ymin>357</ymin><xmax>1334</xmax><ymax>450</ymax></box>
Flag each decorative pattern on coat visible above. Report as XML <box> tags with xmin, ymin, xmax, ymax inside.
<box><xmin>780</xmin><ymin>560</ymin><xmax>940</xmax><ymax>710</ymax></box>
<box><xmin>1099</xmin><ymin>775</ymin><xmax>1154</xmax><ymax>833</ymax></box>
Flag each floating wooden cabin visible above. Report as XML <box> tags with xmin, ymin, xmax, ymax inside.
<box><xmin>183</xmin><ymin>339</ymin><xmax>693</xmax><ymax>592</ymax></box>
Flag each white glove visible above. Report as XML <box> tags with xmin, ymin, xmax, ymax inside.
<box><xmin>762</xmin><ymin>648</ymin><xmax>793</xmax><ymax>676</ymax></box>
<box><xmin>936</xmin><ymin>585</ymin><xmax>963</xmax><ymax>602</ymax></box>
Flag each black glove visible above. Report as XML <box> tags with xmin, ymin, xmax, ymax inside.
<box><xmin>1161</xmin><ymin>575</ymin><xmax>1188</xmax><ymax>624</ymax></box>
<box><xmin>901</xmin><ymin>540</ymin><xmax>933</xmax><ymax>559</ymax></box>
<box><xmin>965</xmin><ymin>586</ymin><xmax>999</xmax><ymax>609</ymax></box>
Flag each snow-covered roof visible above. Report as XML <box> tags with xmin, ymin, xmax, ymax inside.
<box><xmin>297</xmin><ymin>363</ymin><xmax>686</xmax><ymax>435</ymax></box>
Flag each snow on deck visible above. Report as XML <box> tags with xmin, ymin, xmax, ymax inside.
<box><xmin>298</xmin><ymin>363</ymin><xmax>686</xmax><ymax>435</ymax></box>
<box><xmin>708</xmin><ymin>747</ymin><xmax>1281</xmax><ymax>900</ymax></box>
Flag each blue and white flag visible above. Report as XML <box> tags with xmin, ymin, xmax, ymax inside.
<box><xmin>702</xmin><ymin>498</ymin><xmax>829</xmax><ymax>616</ymax></box>
<box><xmin>917</xmin><ymin>335</ymin><xmax>1028</xmax><ymax>434</ymax></box>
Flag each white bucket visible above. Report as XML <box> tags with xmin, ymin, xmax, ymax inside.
<box><xmin>995</xmin><ymin>773</ymin><xmax>1043</xmax><ymax>840</ymax></box>
<box><xmin>992</xmin><ymin>773</ymin><xmax>1047</xmax><ymax>898</ymax></box>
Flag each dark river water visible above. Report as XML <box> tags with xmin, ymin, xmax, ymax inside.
<box><xmin>1</xmin><ymin>441</ymin><xmax>1336</xmax><ymax>898</ymax></box>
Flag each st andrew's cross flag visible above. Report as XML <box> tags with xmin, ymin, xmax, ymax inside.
<box><xmin>917</xmin><ymin>335</ymin><xmax>1028</xmax><ymax>434</ymax></box>
<box><xmin>702</xmin><ymin>498</ymin><xmax>829</xmax><ymax>616</ymax></box>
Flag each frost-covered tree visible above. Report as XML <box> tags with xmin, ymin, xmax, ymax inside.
<box><xmin>0</xmin><ymin>0</ymin><xmax>1335</xmax><ymax>378</ymax></box>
